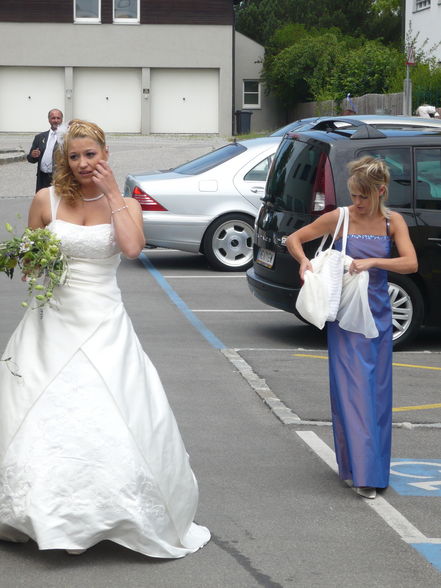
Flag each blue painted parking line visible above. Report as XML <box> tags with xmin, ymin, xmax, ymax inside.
<box><xmin>390</xmin><ymin>459</ymin><xmax>441</xmax><ymax>496</ymax></box>
<box><xmin>139</xmin><ymin>252</ymin><xmax>225</xmax><ymax>350</ymax></box>
<box><xmin>411</xmin><ymin>544</ymin><xmax>441</xmax><ymax>573</ymax></box>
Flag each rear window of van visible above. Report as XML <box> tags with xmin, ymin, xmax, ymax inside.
<box><xmin>265</xmin><ymin>139</ymin><xmax>331</xmax><ymax>213</ymax></box>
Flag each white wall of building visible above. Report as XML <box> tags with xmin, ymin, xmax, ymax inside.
<box><xmin>405</xmin><ymin>1</ymin><xmax>441</xmax><ymax>63</ymax></box>
<box><xmin>234</xmin><ymin>32</ymin><xmax>280</xmax><ymax>133</ymax></box>
<box><xmin>0</xmin><ymin>23</ymin><xmax>233</xmax><ymax>135</ymax></box>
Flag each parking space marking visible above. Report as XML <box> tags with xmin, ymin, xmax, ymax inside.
<box><xmin>294</xmin><ymin>353</ymin><xmax>328</xmax><ymax>360</ymax></box>
<box><xmin>390</xmin><ymin>459</ymin><xmax>441</xmax><ymax>496</ymax></box>
<box><xmin>293</xmin><ymin>353</ymin><xmax>441</xmax><ymax>372</ymax></box>
<box><xmin>134</xmin><ymin>251</ymin><xmax>441</xmax><ymax>572</ymax></box>
<box><xmin>394</xmin><ymin>362</ymin><xmax>441</xmax><ymax>371</ymax></box>
<box><xmin>142</xmin><ymin>248</ymin><xmax>181</xmax><ymax>252</ymax></box>
<box><xmin>192</xmin><ymin>309</ymin><xmax>283</xmax><ymax>312</ymax></box>
<box><xmin>292</xmin><ymin>353</ymin><xmax>440</xmax><ymax>413</ymax></box>
<box><xmin>139</xmin><ymin>252</ymin><xmax>225</xmax><ymax>350</ymax></box>
<box><xmin>225</xmin><ymin>348</ymin><xmax>441</xmax><ymax>427</ymax></box>
<box><xmin>164</xmin><ymin>275</ymin><xmax>247</xmax><ymax>279</ymax></box>
<box><xmin>394</xmin><ymin>404</ymin><xmax>441</xmax><ymax>412</ymax></box>
<box><xmin>296</xmin><ymin>431</ymin><xmax>441</xmax><ymax>572</ymax></box>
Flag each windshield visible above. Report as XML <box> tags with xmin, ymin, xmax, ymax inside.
<box><xmin>173</xmin><ymin>143</ymin><xmax>247</xmax><ymax>175</ymax></box>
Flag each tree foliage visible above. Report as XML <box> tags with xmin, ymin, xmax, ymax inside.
<box><xmin>235</xmin><ymin>0</ymin><xmax>402</xmax><ymax>47</ymax></box>
<box><xmin>262</xmin><ymin>25</ymin><xmax>404</xmax><ymax>107</ymax></box>
<box><xmin>236</xmin><ymin>0</ymin><xmax>441</xmax><ymax>111</ymax></box>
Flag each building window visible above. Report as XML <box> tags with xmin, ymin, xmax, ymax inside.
<box><xmin>114</xmin><ymin>0</ymin><xmax>139</xmax><ymax>22</ymax></box>
<box><xmin>243</xmin><ymin>80</ymin><xmax>261</xmax><ymax>109</ymax></box>
<box><xmin>415</xmin><ymin>0</ymin><xmax>430</xmax><ymax>10</ymax></box>
<box><xmin>75</xmin><ymin>0</ymin><xmax>100</xmax><ymax>22</ymax></box>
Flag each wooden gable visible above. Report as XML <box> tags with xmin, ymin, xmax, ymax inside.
<box><xmin>0</xmin><ymin>0</ymin><xmax>234</xmax><ymax>25</ymax></box>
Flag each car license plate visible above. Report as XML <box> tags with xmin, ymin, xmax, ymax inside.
<box><xmin>256</xmin><ymin>248</ymin><xmax>275</xmax><ymax>268</ymax></box>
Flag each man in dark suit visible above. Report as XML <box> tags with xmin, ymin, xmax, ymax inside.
<box><xmin>27</xmin><ymin>109</ymin><xmax>63</xmax><ymax>192</ymax></box>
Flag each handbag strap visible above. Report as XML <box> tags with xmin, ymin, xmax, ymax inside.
<box><xmin>340</xmin><ymin>206</ymin><xmax>349</xmax><ymax>255</ymax></box>
<box><xmin>315</xmin><ymin>207</ymin><xmax>349</xmax><ymax>256</ymax></box>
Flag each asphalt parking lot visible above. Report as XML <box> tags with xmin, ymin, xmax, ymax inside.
<box><xmin>143</xmin><ymin>247</ymin><xmax>441</xmax><ymax>425</ymax></box>
<box><xmin>1</xmin><ymin>133</ymin><xmax>441</xmax><ymax>585</ymax></box>
<box><xmin>139</xmin><ymin>246</ymin><xmax>441</xmax><ymax>581</ymax></box>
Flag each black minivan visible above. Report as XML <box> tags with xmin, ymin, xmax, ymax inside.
<box><xmin>247</xmin><ymin>117</ymin><xmax>441</xmax><ymax>347</ymax></box>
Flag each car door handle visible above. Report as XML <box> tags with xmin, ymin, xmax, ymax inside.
<box><xmin>250</xmin><ymin>186</ymin><xmax>264</xmax><ymax>193</ymax></box>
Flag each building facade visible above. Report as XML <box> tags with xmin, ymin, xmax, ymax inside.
<box><xmin>0</xmin><ymin>1</ymin><xmax>279</xmax><ymax>134</ymax></box>
<box><xmin>405</xmin><ymin>0</ymin><xmax>441</xmax><ymax>64</ymax></box>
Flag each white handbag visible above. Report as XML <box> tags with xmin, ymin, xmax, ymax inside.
<box><xmin>295</xmin><ymin>207</ymin><xmax>348</xmax><ymax>329</ymax></box>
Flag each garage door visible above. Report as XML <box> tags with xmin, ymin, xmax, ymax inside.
<box><xmin>150</xmin><ymin>69</ymin><xmax>219</xmax><ymax>133</ymax></box>
<box><xmin>73</xmin><ymin>68</ymin><xmax>141</xmax><ymax>133</ymax></box>
<box><xmin>0</xmin><ymin>67</ymin><xmax>64</xmax><ymax>132</ymax></box>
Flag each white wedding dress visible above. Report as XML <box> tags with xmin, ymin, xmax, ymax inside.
<box><xmin>0</xmin><ymin>188</ymin><xmax>210</xmax><ymax>557</ymax></box>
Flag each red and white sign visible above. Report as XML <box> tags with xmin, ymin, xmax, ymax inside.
<box><xmin>406</xmin><ymin>45</ymin><xmax>416</xmax><ymax>66</ymax></box>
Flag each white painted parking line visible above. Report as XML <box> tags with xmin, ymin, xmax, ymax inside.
<box><xmin>192</xmin><ymin>309</ymin><xmax>283</xmax><ymax>313</ymax></box>
<box><xmin>296</xmin><ymin>432</ymin><xmax>427</xmax><ymax>542</ymax></box>
<box><xmin>143</xmin><ymin>249</ymin><xmax>181</xmax><ymax>252</ymax></box>
<box><xmin>164</xmin><ymin>275</ymin><xmax>247</xmax><ymax>278</ymax></box>
<box><xmin>296</xmin><ymin>431</ymin><xmax>441</xmax><ymax>572</ymax></box>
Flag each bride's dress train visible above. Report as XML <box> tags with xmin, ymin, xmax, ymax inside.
<box><xmin>0</xmin><ymin>188</ymin><xmax>210</xmax><ymax>557</ymax></box>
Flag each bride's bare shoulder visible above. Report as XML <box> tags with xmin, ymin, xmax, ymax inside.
<box><xmin>28</xmin><ymin>188</ymin><xmax>52</xmax><ymax>228</ymax></box>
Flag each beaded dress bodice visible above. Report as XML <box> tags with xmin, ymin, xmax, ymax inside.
<box><xmin>47</xmin><ymin>220</ymin><xmax>120</xmax><ymax>259</ymax></box>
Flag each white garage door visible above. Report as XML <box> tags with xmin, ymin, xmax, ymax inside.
<box><xmin>0</xmin><ymin>67</ymin><xmax>64</xmax><ymax>132</ymax></box>
<box><xmin>73</xmin><ymin>68</ymin><xmax>141</xmax><ymax>133</ymax></box>
<box><xmin>150</xmin><ymin>69</ymin><xmax>219</xmax><ymax>133</ymax></box>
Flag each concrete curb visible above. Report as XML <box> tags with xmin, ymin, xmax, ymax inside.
<box><xmin>0</xmin><ymin>149</ymin><xmax>26</xmax><ymax>165</ymax></box>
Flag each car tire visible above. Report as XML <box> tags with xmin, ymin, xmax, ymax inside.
<box><xmin>388</xmin><ymin>274</ymin><xmax>424</xmax><ymax>348</ymax></box>
<box><xmin>203</xmin><ymin>213</ymin><xmax>255</xmax><ymax>271</ymax></box>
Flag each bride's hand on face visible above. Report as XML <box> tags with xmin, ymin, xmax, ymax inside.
<box><xmin>92</xmin><ymin>160</ymin><xmax>119</xmax><ymax>196</ymax></box>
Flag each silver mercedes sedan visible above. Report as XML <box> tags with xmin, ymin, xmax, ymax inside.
<box><xmin>123</xmin><ymin>136</ymin><xmax>282</xmax><ymax>271</ymax></box>
<box><xmin>124</xmin><ymin>115</ymin><xmax>441</xmax><ymax>272</ymax></box>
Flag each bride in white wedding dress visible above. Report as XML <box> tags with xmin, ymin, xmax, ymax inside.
<box><xmin>0</xmin><ymin>120</ymin><xmax>210</xmax><ymax>557</ymax></box>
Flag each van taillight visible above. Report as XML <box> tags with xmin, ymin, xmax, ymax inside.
<box><xmin>132</xmin><ymin>186</ymin><xmax>167</xmax><ymax>211</ymax></box>
<box><xmin>311</xmin><ymin>153</ymin><xmax>336</xmax><ymax>213</ymax></box>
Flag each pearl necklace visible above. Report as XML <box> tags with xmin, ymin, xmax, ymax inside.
<box><xmin>82</xmin><ymin>193</ymin><xmax>104</xmax><ymax>202</ymax></box>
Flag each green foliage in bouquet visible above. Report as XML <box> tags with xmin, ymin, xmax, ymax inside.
<box><xmin>0</xmin><ymin>224</ymin><xmax>68</xmax><ymax>308</ymax></box>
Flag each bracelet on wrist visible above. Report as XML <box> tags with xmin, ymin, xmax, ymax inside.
<box><xmin>111</xmin><ymin>205</ymin><xmax>128</xmax><ymax>215</ymax></box>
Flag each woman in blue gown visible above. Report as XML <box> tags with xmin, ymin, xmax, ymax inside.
<box><xmin>286</xmin><ymin>156</ymin><xmax>417</xmax><ymax>499</ymax></box>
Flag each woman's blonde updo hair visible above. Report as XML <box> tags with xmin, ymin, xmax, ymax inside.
<box><xmin>347</xmin><ymin>156</ymin><xmax>391</xmax><ymax>218</ymax></box>
<box><xmin>53</xmin><ymin>119</ymin><xmax>106</xmax><ymax>203</ymax></box>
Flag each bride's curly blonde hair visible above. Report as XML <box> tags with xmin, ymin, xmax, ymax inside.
<box><xmin>53</xmin><ymin>119</ymin><xmax>106</xmax><ymax>204</ymax></box>
<box><xmin>347</xmin><ymin>156</ymin><xmax>391</xmax><ymax>218</ymax></box>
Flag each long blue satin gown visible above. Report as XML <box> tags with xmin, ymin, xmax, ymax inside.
<box><xmin>327</xmin><ymin>231</ymin><xmax>393</xmax><ymax>489</ymax></box>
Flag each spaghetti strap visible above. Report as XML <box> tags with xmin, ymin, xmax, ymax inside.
<box><xmin>386</xmin><ymin>217</ymin><xmax>390</xmax><ymax>236</ymax></box>
<box><xmin>49</xmin><ymin>186</ymin><xmax>61</xmax><ymax>222</ymax></box>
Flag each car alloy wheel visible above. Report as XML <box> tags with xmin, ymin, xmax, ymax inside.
<box><xmin>388</xmin><ymin>275</ymin><xmax>424</xmax><ymax>348</ymax></box>
<box><xmin>203</xmin><ymin>213</ymin><xmax>254</xmax><ymax>271</ymax></box>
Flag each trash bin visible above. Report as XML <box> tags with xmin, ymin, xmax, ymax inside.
<box><xmin>235</xmin><ymin>110</ymin><xmax>253</xmax><ymax>135</ymax></box>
